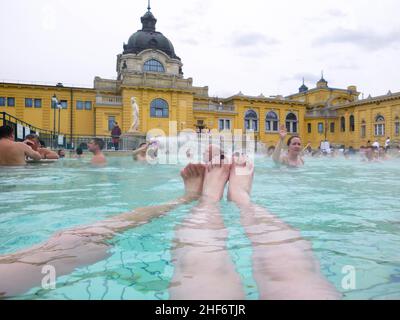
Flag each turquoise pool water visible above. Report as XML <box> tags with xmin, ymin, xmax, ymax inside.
<box><xmin>0</xmin><ymin>155</ymin><xmax>399</xmax><ymax>299</ymax></box>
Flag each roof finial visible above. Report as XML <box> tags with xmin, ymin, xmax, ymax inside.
<box><xmin>321</xmin><ymin>70</ymin><xmax>324</xmax><ymax>79</ymax></box>
<box><xmin>302</xmin><ymin>77</ymin><xmax>305</xmax><ymax>85</ymax></box>
<box><xmin>148</xmin><ymin>0</ymin><xmax>151</xmax><ymax>11</ymax></box>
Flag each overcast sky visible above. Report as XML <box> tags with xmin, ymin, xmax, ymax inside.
<box><xmin>1</xmin><ymin>0</ymin><xmax>399</xmax><ymax>98</ymax></box>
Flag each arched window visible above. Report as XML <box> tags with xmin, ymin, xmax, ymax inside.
<box><xmin>395</xmin><ymin>116</ymin><xmax>400</xmax><ymax>136</ymax></box>
<box><xmin>150</xmin><ymin>99</ymin><xmax>169</xmax><ymax>118</ymax></box>
<box><xmin>285</xmin><ymin>113</ymin><xmax>298</xmax><ymax>133</ymax></box>
<box><xmin>361</xmin><ymin>120</ymin><xmax>366</xmax><ymax>138</ymax></box>
<box><xmin>349</xmin><ymin>115</ymin><xmax>355</xmax><ymax>132</ymax></box>
<box><xmin>340</xmin><ymin>116</ymin><xmax>346</xmax><ymax>132</ymax></box>
<box><xmin>144</xmin><ymin>59</ymin><xmax>165</xmax><ymax>73</ymax></box>
<box><xmin>374</xmin><ymin>115</ymin><xmax>385</xmax><ymax>136</ymax></box>
<box><xmin>244</xmin><ymin>110</ymin><xmax>258</xmax><ymax>131</ymax></box>
<box><xmin>265</xmin><ymin>111</ymin><xmax>279</xmax><ymax>132</ymax></box>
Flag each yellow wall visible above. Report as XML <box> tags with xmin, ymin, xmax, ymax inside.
<box><xmin>121</xmin><ymin>88</ymin><xmax>194</xmax><ymax>136</ymax></box>
<box><xmin>0</xmin><ymin>83</ymin><xmax>96</xmax><ymax>137</ymax></box>
<box><xmin>232</xmin><ymin>98</ymin><xmax>306</xmax><ymax>147</ymax></box>
<box><xmin>1</xmin><ymin>82</ymin><xmax>400</xmax><ymax>149</ymax></box>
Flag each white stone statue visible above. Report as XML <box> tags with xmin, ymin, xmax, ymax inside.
<box><xmin>128</xmin><ymin>97</ymin><xmax>140</xmax><ymax>132</ymax></box>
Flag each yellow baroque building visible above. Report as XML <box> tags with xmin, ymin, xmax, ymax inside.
<box><xmin>1</xmin><ymin>7</ymin><xmax>400</xmax><ymax>149</ymax></box>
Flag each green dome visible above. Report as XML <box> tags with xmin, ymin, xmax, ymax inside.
<box><xmin>123</xmin><ymin>9</ymin><xmax>180</xmax><ymax>60</ymax></box>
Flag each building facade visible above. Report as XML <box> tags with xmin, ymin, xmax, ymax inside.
<box><xmin>1</xmin><ymin>6</ymin><xmax>400</xmax><ymax>149</ymax></box>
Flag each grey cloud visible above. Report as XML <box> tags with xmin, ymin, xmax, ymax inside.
<box><xmin>235</xmin><ymin>48</ymin><xmax>269</xmax><ymax>59</ymax></box>
<box><xmin>313</xmin><ymin>28</ymin><xmax>400</xmax><ymax>50</ymax></box>
<box><xmin>178</xmin><ymin>38</ymin><xmax>199</xmax><ymax>46</ymax></box>
<box><xmin>282</xmin><ymin>73</ymin><xmax>320</xmax><ymax>84</ymax></box>
<box><xmin>332</xmin><ymin>62</ymin><xmax>359</xmax><ymax>70</ymax></box>
<box><xmin>326</xmin><ymin>9</ymin><xmax>347</xmax><ymax>18</ymax></box>
<box><xmin>232</xmin><ymin>32</ymin><xmax>279</xmax><ymax>47</ymax></box>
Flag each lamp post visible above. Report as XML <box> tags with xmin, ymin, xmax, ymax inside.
<box><xmin>52</xmin><ymin>94</ymin><xmax>58</xmax><ymax>148</ymax></box>
<box><xmin>58</xmin><ymin>102</ymin><xmax>61</xmax><ymax>137</ymax></box>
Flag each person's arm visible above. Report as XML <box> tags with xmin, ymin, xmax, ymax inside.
<box><xmin>41</xmin><ymin>149</ymin><xmax>59</xmax><ymax>160</ymax></box>
<box><xmin>132</xmin><ymin>144</ymin><xmax>148</xmax><ymax>160</ymax></box>
<box><xmin>132</xmin><ymin>144</ymin><xmax>148</xmax><ymax>156</ymax></box>
<box><xmin>272</xmin><ymin>124</ymin><xmax>287</xmax><ymax>164</ymax></box>
<box><xmin>22</xmin><ymin>143</ymin><xmax>42</xmax><ymax>161</ymax></box>
<box><xmin>302</xmin><ymin>143</ymin><xmax>311</xmax><ymax>155</ymax></box>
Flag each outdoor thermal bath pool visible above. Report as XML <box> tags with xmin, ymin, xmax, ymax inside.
<box><xmin>0</xmin><ymin>155</ymin><xmax>399</xmax><ymax>299</ymax></box>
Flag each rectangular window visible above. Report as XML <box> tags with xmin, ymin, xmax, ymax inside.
<box><xmin>0</xmin><ymin>97</ymin><xmax>5</xmax><ymax>106</ymax></box>
<box><xmin>395</xmin><ymin>122</ymin><xmax>400</xmax><ymax>136</ymax></box>
<box><xmin>76</xmin><ymin>101</ymin><xmax>84</xmax><ymax>110</ymax></box>
<box><xmin>7</xmin><ymin>97</ymin><xmax>15</xmax><ymax>107</ymax></box>
<box><xmin>318</xmin><ymin>123</ymin><xmax>324</xmax><ymax>134</ymax></box>
<box><xmin>25</xmin><ymin>98</ymin><xmax>33</xmax><ymax>108</ymax></box>
<box><xmin>361</xmin><ymin>125</ymin><xmax>366</xmax><ymax>138</ymax></box>
<box><xmin>219</xmin><ymin>119</ymin><xmax>224</xmax><ymax>131</ymax></box>
<box><xmin>330</xmin><ymin>122</ymin><xmax>335</xmax><ymax>133</ymax></box>
<box><xmin>219</xmin><ymin>119</ymin><xmax>231</xmax><ymax>131</ymax></box>
<box><xmin>375</xmin><ymin>124</ymin><xmax>385</xmax><ymax>136</ymax></box>
<box><xmin>307</xmin><ymin>123</ymin><xmax>311</xmax><ymax>133</ymax></box>
<box><xmin>60</xmin><ymin>100</ymin><xmax>68</xmax><ymax>109</ymax></box>
<box><xmin>108</xmin><ymin>116</ymin><xmax>116</xmax><ymax>131</ymax></box>
<box><xmin>34</xmin><ymin>99</ymin><xmax>42</xmax><ymax>108</ymax></box>
<box><xmin>85</xmin><ymin>101</ymin><xmax>92</xmax><ymax>110</ymax></box>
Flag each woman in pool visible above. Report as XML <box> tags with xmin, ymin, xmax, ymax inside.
<box><xmin>272</xmin><ymin>124</ymin><xmax>304</xmax><ymax>167</ymax></box>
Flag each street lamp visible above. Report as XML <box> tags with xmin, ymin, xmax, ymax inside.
<box><xmin>52</xmin><ymin>94</ymin><xmax>58</xmax><ymax>148</ymax></box>
<box><xmin>58</xmin><ymin>102</ymin><xmax>61</xmax><ymax>137</ymax></box>
<box><xmin>51</xmin><ymin>94</ymin><xmax>62</xmax><ymax>148</ymax></box>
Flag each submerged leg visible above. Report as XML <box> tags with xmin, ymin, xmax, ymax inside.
<box><xmin>170</xmin><ymin>161</ymin><xmax>245</xmax><ymax>300</ymax></box>
<box><xmin>227</xmin><ymin>156</ymin><xmax>341</xmax><ymax>300</ymax></box>
<box><xmin>0</xmin><ymin>164</ymin><xmax>203</xmax><ymax>298</ymax></box>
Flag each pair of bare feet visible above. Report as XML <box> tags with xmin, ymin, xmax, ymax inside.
<box><xmin>180</xmin><ymin>154</ymin><xmax>254</xmax><ymax>206</ymax></box>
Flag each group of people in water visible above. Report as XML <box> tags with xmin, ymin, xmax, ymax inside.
<box><xmin>2</xmin><ymin>122</ymin><xmax>397</xmax><ymax>168</ymax></box>
<box><xmin>0</xmin><ymin>125</ymin><xmax>107</xmax><ymax>166</ymax></box>
<box><xmin>0</xmin><ymin>122</ymin><xmax>398</xmax><ymax>299</ymax></box>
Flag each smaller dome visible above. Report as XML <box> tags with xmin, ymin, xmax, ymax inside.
<box><xmin>316</xmin><ymin>72</ymin><xmax>328</xmax><ymax>88</ymax></box>
<box><xmin>298</xmin><ymin>78</ymin><xmax>308</xmax><ymax>93</ymax></box>
<box><xmin>299</xmin><ymin>84</ymin><xmax>308</xmax><ymax>93</ymax></box>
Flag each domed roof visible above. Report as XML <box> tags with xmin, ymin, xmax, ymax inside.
<box><xmin>123</xmin><ymin>8</ymin><xmax>180</xmax><ymax>60</ymax></box>
<box><xmin>316</xmin><ymin>72</ymin><xmax>328</xmax><ymax>88</ymax></box>
<box><xmin>299</xmin><ymin>78</ymin><xmax>308</xmax><ymax>93</ymax></box>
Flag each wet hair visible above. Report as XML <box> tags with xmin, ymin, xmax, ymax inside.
<box><xmin>0</xmin><ymin>125</ymin><xmax>13</xmax><ymax>139</ymax></box>
<box><xmin>25</xmin><ymin>133</ymin><xmax>39</xmax><ymax>141</ymax></box>
<box><xmin>76</xmin><ymin>147</ymin><xmax>83</xmax><ymax>155</ymax></box>
<box><xmin>57</xmin><ymin>149</ymin><xmax>65</xmax><ymax>157</ymax></box>
<box><xmin>267</xmin><ymin>146</ymin><xmax>275</xmax><ymax>151</ymax></box>
<box><xmin>287</xmin><ymin>135</ymin><xmax>301</xmax><ymax>147</ymax></box>
<box><xmin>39</xmin><ymin>139</ymin><xmax>46</xmax><ymax>147</ymax></box>
<box><xmin>91</xmin><ymin>138</ymin><xmax>105</xmax><ymax>150</ymax></box>
<box><xmin>139</xmin><ymin>142</ymin><xmax>147</xmax><ymax>148</ymax></box>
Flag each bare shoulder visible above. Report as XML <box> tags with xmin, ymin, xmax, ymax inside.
<box><xmin>15</xmin><ymin>142</ymin><xmax>30</xmax><ymax>150</ymax></box>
